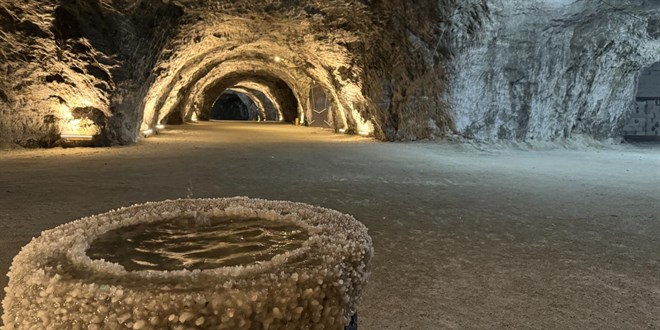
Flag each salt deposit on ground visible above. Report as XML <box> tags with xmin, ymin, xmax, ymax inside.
<box><xmin>1</xmin><ymin>122</ymin><xmax>659</xmax><ymax>329</ymax></box>
<box><xmin>2</xmin><ymin>197</ymin><xmax>373</xmax><ymax>329</ymax></box>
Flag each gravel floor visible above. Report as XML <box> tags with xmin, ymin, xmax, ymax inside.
<box><xmin>1</xmin><ymin>122</ymin><xmax>659</xmax><ymax>329</ymax></box>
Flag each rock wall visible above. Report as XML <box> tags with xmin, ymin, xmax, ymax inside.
<box><xmin>449</xmin><ymin>0</ymin><xmax>660</xmax><ymax>141</ymax></box>
<box><xmin>0</xmin><ymin>0</ymin><xmax>182</xmax><ymax>146</ymax></box>
<box><xmin>359</xmin><ymin>0</ymin><xmax>489</xmax><ymax>140</ymax></box>
<box><xmin>0</xmin><ymin>0</ymin><xmax>658</xmax><ymax>146</ymax></box>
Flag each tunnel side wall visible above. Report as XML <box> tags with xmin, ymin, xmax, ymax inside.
<box><xmin>448</xmin><ymin>0</ymin><xmax>660</xmax><ymax>141</ymax></box>
<box><xmin>2</xmin><ymin>0</ymin><xmax>660</xmax><ymax>146</ymax></box>
<box><xmin>0</xmin><ymin>0</ymin><xmax>183</xmax><ymax>147</ymax></box>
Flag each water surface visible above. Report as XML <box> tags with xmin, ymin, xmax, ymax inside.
<box><xmin>87</xmin><ymin>216</ymin><xmax>309</xmax><ymax>271</ymax></box>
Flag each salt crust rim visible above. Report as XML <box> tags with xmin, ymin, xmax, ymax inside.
<box><xmin>38</xmin><ymin>197</ymin><xmax>369</xmax><ymax>283</ymax></box>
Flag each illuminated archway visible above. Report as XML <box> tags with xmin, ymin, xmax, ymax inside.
<box><xmin>228</xmin><ymin>86</ymin><xmax>279</xmax><ymax>121</ymax></box>
<box><xmin>209</xmin><ymin>91</ymin><xmax>260</xmax><ymax>121</ymax></box>
<box><xmin>141</xmin><ymin>21</ymin><xmax>374</xmax><ymax>136</ymax></box>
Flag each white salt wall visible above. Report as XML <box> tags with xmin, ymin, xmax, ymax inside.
<box><xmin>449</xmin><ymin>0</ymin><xmax>660</xmax><ymax>141</ymax></box>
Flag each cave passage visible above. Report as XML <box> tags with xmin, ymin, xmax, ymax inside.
<box><xmin>195</xmin><ymin>73</ymin><xmax>300</xmax><ymax>125</ymax></box>
<box><xmin>210</xmin><ymin>91</ymin><xmax>260</xmax><ymax>121</ymax></box>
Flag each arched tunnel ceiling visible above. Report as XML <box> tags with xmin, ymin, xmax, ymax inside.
<box><xmin>209</xmin><ymin>90</ymin><xmax>261</xmax><ymax>121</ymax></box>
<box><xmin>225</xmin><ymin>87</ymin><xmax>277</xmax><ymax>121</ymax></box>
<box><xmin>230</xmin><ymin>83</ymin><xmax>283</xmax><ymax>120</ymax></box>
<box><xmin>0</xmin><ymin>0</ymin><xmax>659</xmax><ymax>146</ymax></box>
<box><xmin>143</xmin><ymin>17</ymin><xmax>369</xmax><ymax>132</ymax></box>
<box><xmin>191</xmin><ymin>70</ymin><xmax>300</xmax><ymax>123</ymax></box>
<box><xmin>232</xmin><ymin>82</ymin><xmax>285</xmax><ymax>121</ymax></box>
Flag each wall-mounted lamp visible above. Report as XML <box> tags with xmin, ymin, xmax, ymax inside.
<box><xmin>60</xmin><ymin>134</ymin><xmax>94</xmax><ymax>141</ymax></box>
<box><xmin>58</xmin><ymin>104</ymin><xmax>99</xmax><ymax>144</ymax></box>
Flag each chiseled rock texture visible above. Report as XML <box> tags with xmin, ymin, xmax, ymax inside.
<box><xmin>450</xmin><ymin>0</ymin><xmax>660</xmax><ymax>141</ymax></box>
<box><xmin>0</xmin><ymin>0</ymin><xmax>658</xmax><ymax>147</ymax></box>
<box><xmin>0</xmin><ymin>0</ymin><xmax>183</xmax><ymax>146</ymax></box>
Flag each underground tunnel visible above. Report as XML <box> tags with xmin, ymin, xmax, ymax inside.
<box><xmin>210</xmin><ymin>91</ymin><xmax>261</xmax><ymax>121</ymax></box>
<box><xmin>1</xmin><ymin>0</ymin><xmax>660</xmax><ymax>329</ymax></box>
<box><xmin>2</xmin><ymin>0</ymin><xmax>658</xmax><ymax>145</ymax></box>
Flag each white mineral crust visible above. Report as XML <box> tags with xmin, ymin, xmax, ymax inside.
<box><xmin>1</xmin><ymin>197</ymin><xmax>373</xmax><ymax>329</ymax></box>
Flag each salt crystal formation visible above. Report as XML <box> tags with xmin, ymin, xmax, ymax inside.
<box><xmin>2</xmin><ymin>197</ymin><xmax>373</xmax><ymax>329</ymax></box>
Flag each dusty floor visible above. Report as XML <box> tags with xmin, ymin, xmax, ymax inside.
<box><xmin>1</xmin><ymin>122</ymin><xmax>660</xmax><ymax>329</ymax></box>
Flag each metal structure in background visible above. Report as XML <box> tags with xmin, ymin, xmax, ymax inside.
<box><xmin>308</xmin><ymin>81</ymin><xmax>334</xmax><ymax>128</ymax></box>
<box><xmin>624</xmin><ymin>62</ymin><xmax>660</xmax><ymax>139</ymax></box>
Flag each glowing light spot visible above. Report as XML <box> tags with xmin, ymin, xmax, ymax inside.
<box><xmin>273</xmin><ymin>56</ymin><xmax>282</xmax><ymax>63</ymax></box>
<box><xmin>142</xmin><ymin>129</ymin><xmax>154</xmax><ymax>137</ymax></box>
<box><xmin>58</xmin><ymin>104</ymin><xmax>100</xmax><ymax>137</ymax></box>
<box><xmin>156</xmin><ymin>124</ymin><xmax>165</xmax><ymax>130</ymax></box>
<box><xmin>60</xmin><ymin>134</ymin><xmax>94</xmax><ymax>141</ymax></box>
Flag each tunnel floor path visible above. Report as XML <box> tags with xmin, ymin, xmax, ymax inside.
<box><xmin>1</xmin><ymin>121</ymin><xmax>660</xmax><ymax>328</ymax></box>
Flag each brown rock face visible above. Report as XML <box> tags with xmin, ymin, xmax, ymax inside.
<box><xmin>0</xmin><ymin>0</ymin><xmax>182</xmax><ymax>146</ymax></box>
<box><xmin>0</xmin><ymin>0</ymin><xmax>658</xmax><ymax>146</ymax></box>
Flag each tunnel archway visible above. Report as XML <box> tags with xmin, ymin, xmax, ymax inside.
<box><xmin>191</xmin><ymin>71</ymin><xmax>300</xmax><ymax>124</ymax></box>
<box><xmin>210</xmin><ymin>91</ymin><xmax>260</xmax><ymax>121</ymax></box>
<box><xmin>144</xmin><ymin>48</ymin><xmax>372</xmax><ymax>136</ymax></box>
<box><xmin>230</xmin><ymin>86</ymin><xmax>279</xmax><ymax>121</ymax></box>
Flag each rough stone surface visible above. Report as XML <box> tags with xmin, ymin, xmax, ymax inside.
<box><xmin>2</xmin><ymin>198</ymin><xmax>373</xmax><ymax>329</ymax></box>
<box><xmin>0</xmin><ymin>0</ymin><xmax>183</xmax><ymax>146</ymax></box>
<box><xmin>210</xmin><ymin>91</ymin><xmax>260</xmax><ymax>121</ymax></box>
<box><xmin>0</xmin><ymin>0</ymin><xmax>659</xmax><ymax>146</ymax></box>
<box><xmin>449</xmin><ymin>0</ymin><xmax>660</xmax><ymax>141</ymax></box>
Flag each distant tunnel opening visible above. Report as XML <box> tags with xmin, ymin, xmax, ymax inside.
<box><xmin>210</xmin><ymin>91</ymin><xmax>259</xmax><ymax>121</ymax></box>
<box><xmin>196</xmin><ymin>73</ymin><xmax>300</xmax><ymax>124</ymax></box>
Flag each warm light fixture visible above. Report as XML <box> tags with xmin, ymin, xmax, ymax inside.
<box><xmin>273</xmin><ymin>56</ymin><xmax>282</xmax><ymax>63</ymax></box>
<box><xmin>60</xmin><ymin>134</ymin><xmax>94</xmax><ymax>141</ymax></box>
<box><xmin>58</xmin><ymin>103</ymin><xmax>100</xmax><ymax>139</ymax></box>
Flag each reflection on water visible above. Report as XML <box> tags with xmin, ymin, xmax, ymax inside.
<box><xmin>87</xmin><ymin>216</ymin><xmax>309</xmax><ymax>271</ymax></box>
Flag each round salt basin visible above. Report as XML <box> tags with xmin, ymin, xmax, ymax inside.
<box><xmin>87</xmin><ymin>216</ymin><xmax>310</xmax><ymax>271</ymax></box>
<box><xmin>2</xmin><ymin>198</ymin><xmax>373</xmax><ymax>329</ymax></box>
